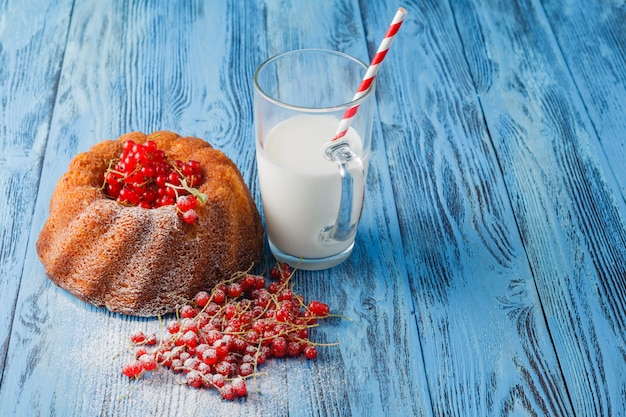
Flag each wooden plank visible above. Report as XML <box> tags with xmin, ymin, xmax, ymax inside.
<box><xmin>361</xmin><ymin>0</ymin><xmax>578</xmax><ymax>415</ymax></box>
<box><xmin>0</xmin><ymin>0</ymin><xmax>73</xmax><ymax>381</ymax></box>
<box><xmin>1</xmin><ymin>1</ymin><xmax>429</xmax><ymax>416</ymax></box>
<box><xmin>451</xmin><ymin>0</ymin><xmax>626</xmax><ymax>415</ymax></box>
<box><xmin>542</xmin><ymin>0</ymin><xmax>626</xmax><ymax>202</ymax></box>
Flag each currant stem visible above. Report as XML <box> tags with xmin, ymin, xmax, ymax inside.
<box><xmin>165</xmin><ymin>180</ymin><xmax>208</xmax><ymax>204</ymax></box>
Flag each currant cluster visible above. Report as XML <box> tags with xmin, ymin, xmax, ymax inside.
<box><xmin>121</xmin><ymin>263</ymin><xmax>334</xmax><ymax>401</ymax></box>
<box><xmin>103</xmin><ymin>140</ymin><xmax>206</xmax><ymax>223</ymax></box>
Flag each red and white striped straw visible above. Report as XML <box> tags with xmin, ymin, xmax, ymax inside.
<box><xmin>332</xmin><ymin>6</ymin><xmax>407</xmax><ymax>141</ymax></box>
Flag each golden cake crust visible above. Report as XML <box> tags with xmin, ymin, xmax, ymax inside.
<box><xmin>36</xmin><ymin>131</ymin><xmax>264</xmax><ymax>316</ymax></box>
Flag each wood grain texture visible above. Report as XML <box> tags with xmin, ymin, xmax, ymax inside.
<box><xmin>542</xmin><ymin>0</ymin><xmax>626</xmax><ymax>202</ymax></box>
<box><xmin>451</xmin><ymin>0</ymin><xmax>626</xmax><ymax>415</ymax></box>
<box><xmin>362</xmin><ymin>0</ymin><xmax>578</xmax><ymax>415</ymax></box>
<box><xmin>0</xmin><ymin>0</ymin><xmax>72</xmax><ymax>380</ymax></box>
<box><xmin>1</xmin><ymin>0</ymin><xmax>625</xmax><ymax>416</ymax></box>
<box><xmin>1</xmin><ymin>0</ymin><xmax>430</xmax><ymax>416</ymax></box>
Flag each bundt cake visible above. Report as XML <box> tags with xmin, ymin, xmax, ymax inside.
<box><xmin>36</xmin><ymin>131</ymin><xmax>264</xmax><ymax>317</ymax></box>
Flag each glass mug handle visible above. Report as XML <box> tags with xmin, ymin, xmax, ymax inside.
<box><xmin>320</xmin><ymin>140</ymin><xmax>365</xmax><ymax>243</ymax></box>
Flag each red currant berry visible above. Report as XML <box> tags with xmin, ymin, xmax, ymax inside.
<box><xmin>308</xmin><ymin>300</ymin><xmax>330</xmax><ymax>317</ymax></box>
<box><xmin>140</xmin><ymin>164</ymin><xmax>154</xmax><ymax>178</ymax></box>
<box><xmin>188</xmin><ymin>160</ymin><xmax>201</xmax><ymax>173</ymax></box>
<box><xmin>268</xmin><ymin>282</ymin><xmax>280</xmax><ymax>294</ymax></box>
<box><xmin>304</xmin><ymin>345</ymin><xmax>318</xmax><ymax>360</ymax></box>
<box><xmin>280</xmin><ymin>263</ymin><xmax>292</xmax><ymax>278</ymax></box>
<box><xmin>167</xmin><ymin>172</ymin><xmax>181</xmax><ymax>186</ymax></box>
<box><xmin>122</xmin><ymin>360</ymin><xmax>143</xmax><ymax>378</ymax></box>
<box><xmin>163</xmin><ymin>195</ymin><xmax>176</xmax><ymax>205</ymax></box>
<box><xmin>139</xmin><ymin>354</ymin><xmax>157</xmax><ymax>371</ymax></box>
<box><xmin>272</xmin><ymin>337</ymin><xmax>287</xmax><ymax>358</ymax></box>
<box><xmin>186</xmin><ymin>371</ymin><xmax>203</xmax><ymax>388</ymax></box>
<box><xmin>166</xmin><ymin>320</ymin><xmax>180</xmax><ymax>334</ymax></box>
<box><xmin>213</xmin><ymin>288</ymin><xmax>226</xmax><ymax>304</ymax></box>
<box><xmin>238</xmin><ymin>362</ymin><xmax>254</xmax><ymax>377</ymax></box>
<box><xmin>181</xmin><ymin>330</ymin><xmax>198</xmax><ymax>348</ymax></box>
<box><xmin>212</xmin><ymin>373</ymin><xmax>225</xmax><ymax>388</ymax></box>
<box><xmin>194</xmin><ymin>291</ymin><xmax>210</xmax><ymax>307</ymax></box>
<box><xmin>155</xmin><ymin>174</ymin><xmax>167</xmax><ymax>187</ymax></box>
<box><xmin>180</xmin><ymin>304</ymin><xmax>196</xmax><ymax>319</ymax></box>
<box><xmin>130</xmin><ymin>331</ymin><xmax>146</xmax><ymax>344</ymax></box>
<box><xmin>227</xmin><ymin>283</ymin><xmax>243</xmax><ymax>298</ymax></box>
<box><xmin>177</xmin><ymin>195</ymin><xmax>198</xmax><ymax>212</ymax></box>
<box><xmin>232</xmin><ymin>377</ymin><xmax>247</xmax><ymax>397</ymax></box>
<box><xmin>278</xmin><ymin>288</ymin><xmax>293</xmax><ymax>301</ymax></box>
<box><xmin>220</xmin><ymin>384</ymin><xmax>235</xmax><ymax>401</ymax></box>
<box><xmin>135</xmin><ymin>347</ymin><xmax>147</xmax><ymax>358</ymax></box>
<box><xmin>275</xmin><ymin>308</ymin><xmax>293</xmax><ymax>323</ymax></box>
<box><xmin>269</xmin><ymin>267</ymin><xmax>281</xmax><ymax>280</ymax></box>
<box><xmin>123</xmin><ymin>140</ymin><xmax>136</xmax><ymax>152</ymax></box>
<box><xmin>287</xmin><ymin>341</ymin><xmax>302</xmax><ymax>357</ymax></box>
<box><xmin>182</xmin><ymin>209</ymin><xmax>197</xmax><ymax>224</ymax></box>
<box><xmin>144</xmin><ymin>140</ymin><xmax>157</xmax><ymax>153</ymax></box>
<box><xmin>201</xmin><ymin>348</ymin><xmax>218</xmax><ymax>365</ymax></box>
<box><xmin>106</xmin><ymin>182</ymin><xmax>122</xmax><ymax>198</ymax></box>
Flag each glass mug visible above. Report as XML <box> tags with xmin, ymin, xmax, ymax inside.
<box><xmin>253</xmin><ymin>49</ymin><xmax>375</xmax><ymax>270</ymax></box>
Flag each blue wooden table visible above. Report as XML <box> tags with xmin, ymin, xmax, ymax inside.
<box><xmin>1</xmin><ymin>0</ymin><xmax>625</xmax><ymax>416</ymax></box>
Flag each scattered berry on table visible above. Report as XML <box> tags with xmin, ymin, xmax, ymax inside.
<box><xmin>120</xmin><ymin>262</ymin><xmax>342</xmax><ymax>401</ymax></box>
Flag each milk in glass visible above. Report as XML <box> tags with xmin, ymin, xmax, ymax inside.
<box><xmin>256</xmin><ymin>114</ymin><xmax>368</xmax><ymax>259</ymax></box>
